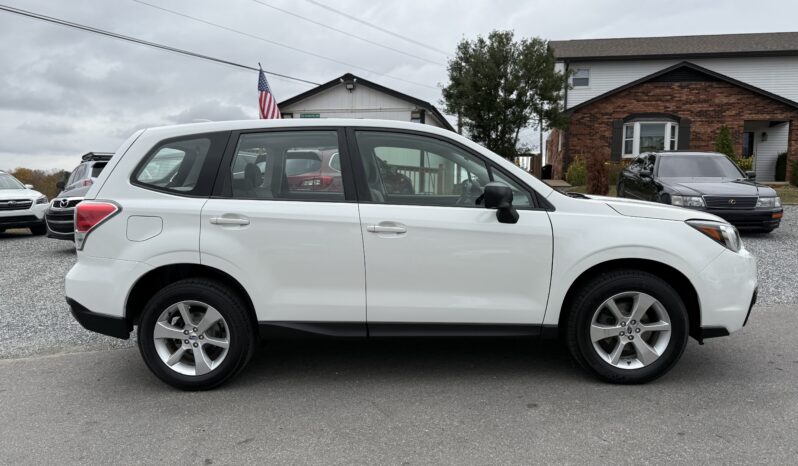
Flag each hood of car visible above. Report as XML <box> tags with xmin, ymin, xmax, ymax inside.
<box><xmin>588</xmin><ymin>195</ymin><xmax>726</xmax><ymax>223</ymax></box>
<box><xmin>661</xmin><ymin>178</ymin><xmax>774</xmax><ymax>197</ymax></box>
<box><xmin>0</xmin><ymin>188</ymin><xmax>41</xmax><ymax>200</ymax></box>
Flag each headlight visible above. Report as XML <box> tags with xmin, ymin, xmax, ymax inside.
<box><xmin>686</xmin><ymin>220</ymin><xmax>742</xmax><ymax>252</ymax></box>
<box><xmin>35</xmin><ymin>195</ymin><xmax>48</xmax><ymax>204</ymax></box>
<box><xmin>671</xmin><ymin>195</ymin><xmax>705</xmax><ymax>207</ymax></box>
<box><xmin>756</xmin><ymin>196</ymin><xmax>781</xmax><ymax>208</ymax></box>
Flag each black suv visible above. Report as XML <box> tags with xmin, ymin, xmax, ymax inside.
<box><xmin>617</xmin><ymin>151</ymin><xmax>783</xmax><ymax>232</ymax></box>
<box><xmin>46</xmin><ymin>152</ymin><xmax>113</xmax><ymax>240</ymax></box>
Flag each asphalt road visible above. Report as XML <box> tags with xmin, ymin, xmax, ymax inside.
<box><xmin>0</xmin><ymin>207</ymin><xmax>796</xmax><ymax>464</ymax></box>
<box><xmin>1</xmin><ymin>304</ymin><xmax>796</xmax><ymax>464</ymax></box>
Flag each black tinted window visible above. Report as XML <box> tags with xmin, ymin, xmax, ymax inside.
<box><xmin>91</xmin><ymin>163</ymin><xmax>107</xmax><ymax>178</ymax></box>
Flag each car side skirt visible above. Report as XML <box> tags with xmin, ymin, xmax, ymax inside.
<box><xmin>259</xmin><ymin>322</ymin><xmax>556</xmax><ymax>339</ymax></box>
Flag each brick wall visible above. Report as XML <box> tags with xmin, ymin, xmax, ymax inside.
<box><xmin>562</xmin><ymin>80</ymin><xmax>798</xmax><ymax>177</ymax></box>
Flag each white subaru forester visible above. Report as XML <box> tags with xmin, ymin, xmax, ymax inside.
<box><xmin>66</xmin><ymin>119</ymin><xmax>757</xmax><ymax>390</ymax></box>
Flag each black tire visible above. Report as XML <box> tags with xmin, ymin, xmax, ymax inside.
<box><xmin>565</xmin><ymin>269</ymin><xmax>689</xmax><ymax>384</ymax></box>
<box><xmin>137</xmin><ymin>278</ymin><xmax>256</xmax><ymax>390</ymax></box>
<box><xmin>30</xmin><ymin>224</ymin><xmax>47</xmax><ymax>235</ymax></box>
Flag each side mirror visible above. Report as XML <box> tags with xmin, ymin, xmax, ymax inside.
<box><xmin>481</xmin><ymin>182</ymin><xmax>519</xmax><ymax>224</ymax></box>
<box><xmin>746</xmin><ymin>171</ymin><xmax>756</xmax><ymax>180</ymax></box>
<box><xmin>24</xmin><ymin>184</ymin><xmax>34</xmax><ymax>189</ymax></box>
<box><xmin>640</xmin><ymin>169</ymin><xmax>652</xmax><ymax>178</ymax></box>
<box><xmin>56</xmin><ymin>181</ymin><xmax>65</xmax><ymax>190</ymax></box>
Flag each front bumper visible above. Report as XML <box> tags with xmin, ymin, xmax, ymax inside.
<box><xmin>704</xmin><ymin>207</ymin><xmax>782</xmax><ymax>230</ymax></box>
<box><xmin>695</xmin><ymin>247</ymin><xmax>758</xmax><ymax>336</ymax></box>
<box><xmin>46</xmin><ymin>198</ymin><xmax>82</xmax><ymax>240</ymax></box>
<box><xmin>68</xmin><ymin>298</ymin><xmax>132</xmax><ymax>339</ymax></box>
<box><xmin>0</xmin><ymin>203</ymin><xmax>47</xmax><ymax>229</ymax></box>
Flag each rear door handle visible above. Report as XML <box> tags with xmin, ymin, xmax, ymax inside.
<box><xmin>210</xmin><ymin>216</ymin><xmax>250</xmax><ymax>226</ymax></box>
<box><xmin>366</xmin><ymin>223</ymin><xmax>407</xmax><ymax>234</ymax></box>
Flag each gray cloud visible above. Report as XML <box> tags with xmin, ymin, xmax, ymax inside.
<box><xmin>1</xmin><ymin>0</ymin><xmax>797</xmax><ymax>170</ymax></box>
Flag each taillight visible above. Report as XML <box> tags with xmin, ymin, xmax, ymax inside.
<box><xmin>74</xmin><ymin>201</ymin><xmax>120</xmax><ymax>250</ymax></box>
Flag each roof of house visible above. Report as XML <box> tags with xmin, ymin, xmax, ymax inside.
<box><xmin>566</xmin><ymin>61</ymin><xmax>798</xmax><ymax>113</ymax></box>
<box><xmin>550</xmin><ymin>32</ymin><xmax>798</xmax><ymax>61</ymax></box>
<box><xmin>279</xmin><ymin>73</ymin><xmax>455</xmax><ymax>131</ymax></box>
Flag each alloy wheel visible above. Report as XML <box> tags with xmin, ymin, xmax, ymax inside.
<box><xmin>152</xmin><ymin>300</ymin><xmax>230</xmax><ymax>376</ymax></box>
<box><xmin>589</xmin><ymin>291</ymin><xmax>672</xmax><ymax>370</ymax></box>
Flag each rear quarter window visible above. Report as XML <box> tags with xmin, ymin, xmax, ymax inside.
<box><xmin>132</xmin><ymin>132</ymin><xmax>229</xmax><ymax>196</ymax></box>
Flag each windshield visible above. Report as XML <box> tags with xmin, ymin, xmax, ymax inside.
<box><xmin>0</xmin><ymin>173</ymin><xmax>25</xmax><ymax>189</ymax></box>
<box><xmin>657</xmin><ymin>155</ymin><xmax>744</xmax><ymax>179</ymax></box>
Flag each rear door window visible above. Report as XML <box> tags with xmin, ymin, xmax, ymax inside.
<box><xmin>226</xmin><ymin>130</ymin><xmax>347</xmax><ymax>202</ymax></box>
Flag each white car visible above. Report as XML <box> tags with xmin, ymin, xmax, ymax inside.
<box><xmin>0</xmin><ymin>170</ymin><xmax>48</xmax><ymax>235</ymax></box>
<box><xmin>65</xmin><ymin>119</ymin><xmax>757</xmax><ymax>390</ymax></box>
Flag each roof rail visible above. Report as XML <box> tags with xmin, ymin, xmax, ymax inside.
<box><xmin>81</xmin><ymin>152</ymin><xmax>114</xmax><ymax>162</ymax></box>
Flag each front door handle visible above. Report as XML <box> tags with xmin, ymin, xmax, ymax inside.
<box><xmin>366</xmin><ymin>223</ymin><xmax>407</xmax><ymax>234</ymax></box>
<box><xmin>210</xmin><ymin>216</ymin><xmax>250</xmax><ymax>226</ymax></box>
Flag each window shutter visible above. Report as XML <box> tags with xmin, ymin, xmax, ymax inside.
<box><xmin>678</xmin><ymin>118</ymin><xmax>691</xmax><ymax>150</ymax></box>
<box><xmin>611</xmin><ymin>119</ymin><xmax>623</xmax><ymax>162</ymax></box>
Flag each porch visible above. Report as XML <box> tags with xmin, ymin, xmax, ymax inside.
<box><xmin>742</xmin><ymin>120</ymin><xmax>790</xmax><ymax>181</ymax></box>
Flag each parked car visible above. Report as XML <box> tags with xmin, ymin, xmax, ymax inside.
<box><xmin>617</xmin><ymin>151</ymin><xmax>783</xmax><ymax>232</ymax></box>
<box><xmin>0</xmin><ymin>170</ymin><xmax>48</xmax><ymax>235</ymax></box>
<box><xmin>65</xmin><ymin>120</ymin><xmax>757</xmax><ymax>390</ymax></box>
<box><xmin>46</xmin><ymin>152</ymin><xmax>113</xmax><ymax>240</ymax></box>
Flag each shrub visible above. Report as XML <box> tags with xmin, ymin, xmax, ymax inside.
<box><xmin>775</xmin><ymin>152</ymin><xmax>788</xmax><ymax>182</ymax></box>
<box><xmin>714</xmin><ymin>125</ymin><xmax>736</xmax><ymax>158</ymax></box>
<box><xmin>608</xmin><ymin>160</ymin><xmax>630</xmax><ymax>187</ymax></box>
<box><xmin>732</xmin><ymin>156</ymin><xmax>753</xmax><ymax>172</ymax></box>
<box><xmin>565</xmin><ymin>156</ymin><xmax>587</xmax><ymax>186</ymax></box>
<box><xmin>586</xmin><ymin>155</ymin><xmax>609</xmax><ymax>195</ymax></box>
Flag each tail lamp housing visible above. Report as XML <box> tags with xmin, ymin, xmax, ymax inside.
<box><xmin>74</xmin><ymin>200</ymin><xmax>120</xmax><ymax>250</ymax></box>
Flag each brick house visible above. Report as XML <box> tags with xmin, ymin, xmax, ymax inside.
<box><xmin>546</xmin><ymin>32</ymin><xmax>798</xmax><ymax>181</ymax></box>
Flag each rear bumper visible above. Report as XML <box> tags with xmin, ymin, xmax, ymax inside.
<box><xmin>67</xmin><ymin>298</ymin><xmax>131</xmax><ymax>339</ymax></box>
<box><xmin>704</xmin><ymin>208</ymin><xmax>782</xmax><ymax>230</ymax></box>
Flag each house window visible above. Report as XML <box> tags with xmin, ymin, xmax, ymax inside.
<box><xmin>572</xmin><ymin>68</ymin><xmax>589</xmax><ymax>87</ymax></box>
<box><xmin>622</xmin><ymin>121</ymin><xmax>679</xmax><ymax>157</ymax></box>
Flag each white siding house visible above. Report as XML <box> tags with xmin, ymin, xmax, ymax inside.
<box><xmin>279</xmin><ymin>73</ymin><xmax>454</xmax><ymax>131</ymax></box>
<box><xmin>548</xmin><ymin>32</ymin><xmax>798</xmax><ymax>181</ymax></box>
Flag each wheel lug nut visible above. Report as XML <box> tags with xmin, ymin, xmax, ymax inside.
<box><xmin>193</xmin><ymin>343</ymin><xmax>199</xmax><ymax>348</ymax></box>
<box><xmin>628</xmin><ymin>335</ymin><xmax>634</xmax><ymax>340</ymax></box>
<box><xmin>635</xmin><ymin>328</ymin><xmax>641</xmax><ymax>333</ymax></box>
<box><xmin>183</xmin><ymin>330</ymin><xmax>189</xmax><ymax>335</ymax></box>
<box><xmin>620</xmin><ymin>331</ymin><xmax>625</xmax><ymax>336</ymax></box>
<box><xmin>631</xmin><ymin>320</ymin><xmax>636</xmax><ymax>325</ymax></box>
<box><xmin>192</xmin><ymin>327</ymin><xmax>198</xmax><ymax>332</ymax></box>
<box><xmin>620</xmin><ymin>322</ymin><xmax>626</xmax><ymax>327</ymax></box>
<box><xmin>184</xmin><ymin>339</ymin><xmax>189</xmax><ymax>344</ymax></box>
<box><xmin>199</xmin><ymin>335</ymin><xmax>204</xmax><ymax>340</ymax></box>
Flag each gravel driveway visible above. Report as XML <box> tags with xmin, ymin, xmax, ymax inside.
<box><xmin>1</xmin><ymin>205</ymin><xmax>796</xmax><ymax>359</ymax></box>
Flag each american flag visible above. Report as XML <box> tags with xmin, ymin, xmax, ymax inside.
<box><xmin>258</xmin><ymin>66</ymin><xmax>280</xmax><ymax>119</ymax></box>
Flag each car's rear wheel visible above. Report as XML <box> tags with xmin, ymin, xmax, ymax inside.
<box><xmin>565</xmin><ymin>270</ymin><xmax>689</xmax><ymax>384</ymax></box>
<box><xmin>30</xmin><ymin>224</ymin><xmax>46</xmax><ymax>235</ymax></box>
<box><xmin>138</xmin><ymin>279</ymin><xmax>256</xmax><ymax>390</ymax></box>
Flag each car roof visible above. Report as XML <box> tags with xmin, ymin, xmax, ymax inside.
<box><xmin>139</xmin><ymin>118</ymin><xmax>455</xmax><ymax>140</ymax></box>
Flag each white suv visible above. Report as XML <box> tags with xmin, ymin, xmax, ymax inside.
<box><xmin>0</xmin><ymin>170</ymin><xmax>48</xmax><ymax>235</ymax></box>
<box><xmin>65</xmin><ymin>119</ymin><xmax>757</xmax><ymax>390</ymax></box>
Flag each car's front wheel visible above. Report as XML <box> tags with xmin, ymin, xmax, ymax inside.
<box><xmin>137</xmin><ymin>279</ymin><xmax>256</xmax><ymax>390</ymax></box>
<box><xmin>565</xmin><ymin>270</ymin><xmax>689</xmax><ymax>384</ymax></box>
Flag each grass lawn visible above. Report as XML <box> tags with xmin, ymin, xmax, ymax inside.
<box><xmin>772</xmin><ymin>184</ymin><xmax>798</xmax><ymax>205</ymax></box>
<box><xmin>561</xmin><ymin>184</ymin><xmax>797</xmax><ymax>205</ymax></box>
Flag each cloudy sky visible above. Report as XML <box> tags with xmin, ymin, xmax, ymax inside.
<box><xmin>1</xmin><ymin>0</ymin><xmax>797</xmax><ymax>170</ymax></box>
